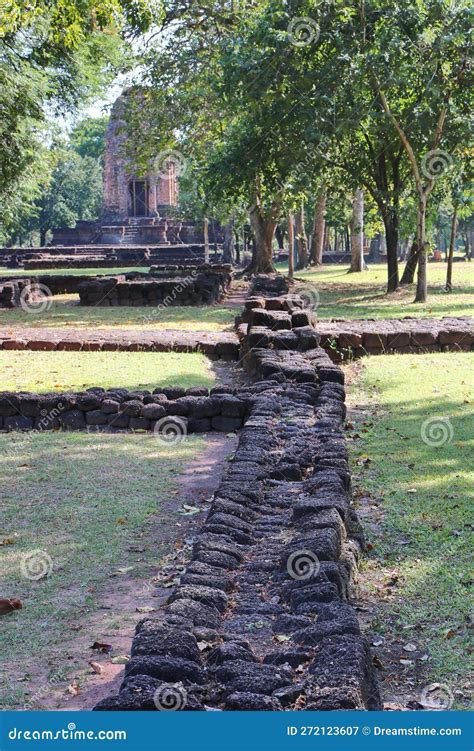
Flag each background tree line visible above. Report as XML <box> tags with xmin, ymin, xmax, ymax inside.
<box><xmin>0</xmin><ymin>0</ymin><xmax>472</xmax><ymax>301</ymax></box>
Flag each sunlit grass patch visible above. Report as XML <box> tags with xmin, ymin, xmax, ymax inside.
<box><xmin>276</xmin><ymin>262</ymin><xmax>474</xmax><ymax>319</ymax></box>
<box><xmin>0</xmin><ymin>351</ymin><xmax>215</xmax><ymax>392</ymax></box>
<box><xmin>0</xmin><ymin>296</ymin><xmax>235</xmax><ymax>332</ymax></box>
<box><xmin>347</xmin><ymin>353</ymin><xmax>473</xmax><ymax>704</ymax></box>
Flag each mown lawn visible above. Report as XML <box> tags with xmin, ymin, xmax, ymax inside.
<box><xmin>346</xmin><ymin>353</ymin><xmax>473</xmax><ymax>708</ymax></box>
<box><xmin>0</xmin><ymin>296</ymin><xmax>235</xmax><ymax>332</ymax></box>
<box><xmin>0</xmin><ymin>351</ymin><xmax>215</xmax><ymax>393</ymax></box>
<box><xmin>0</xmin><ymin>266</ymin><xmax>148</xmax><ymax>277</ymax></box>
<box><xmin>278</xmin><ymin>261</ymin><xmax>473</xmax><ymax>319</ymax></box>
<box><xmin>0</xmin><ymin>432</ymin><xmax>205</xmax><ymax>709</ymax></box>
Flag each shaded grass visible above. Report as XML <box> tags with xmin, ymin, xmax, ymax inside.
<box><xmin>347</xmin><ymin>353</ymin><xmax>473</xmax><ymax>704</ymax></box>
<box><xmin>0</xmin><ymin>267</ymin><xmax>148</xmax><ymax>277</ymax></box>
<box><xmin>0</xmin><ymin>296</ymin><xmax>235</xmax><ymax>331</ymax></box>
<box><xmin>277</xmin><ymin>262</ymin><xmax>473</xmax><ymax>319</ymax></box>
<box><xmin>0</xmin><ymin>351</ymin><xmax>215</xmax><ymax>392</ymax></box>
<box><xmin>0</xmin><ymin>432</ymin><xmax>205</xmax><ymax>708</ymax></box>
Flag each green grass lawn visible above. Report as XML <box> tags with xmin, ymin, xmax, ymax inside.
<box><xmin>0</xmin><ymin>351</ymin><xmax>215</xmax><ymax>392</ymax></box>
<box><xmin>0</xmin><ymin>431</ymin><xmax>205</xmax><ymax>709</ymax></box>
<box><xmin>347</xmin><ymin>353</ymin><xmax>473</xmax><ymax>707</ymax></box>
<box><xmin>277</xmin><ymin>261</ymin><xmax>473</xmax><ymax>319</ymax></box>
<box><xmin>0</xmin><ymin>296</ymin><xmax>235</xmax><ymax>331</ymax></box>
<box><xmin>0</xmin><ymin>266</ymin><xmax>148</xmax><ymax>277</ymax></box>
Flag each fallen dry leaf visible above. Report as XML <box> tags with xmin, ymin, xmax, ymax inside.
<box><xmin>89</xmin><ymin>661</ymin><xmax>104</xmax><ymax>675</ymax></box>
<box><xmin>67</xmin><ymin>683</ymin><xmax>80</xmax><ymax>696</ymax></box>
<box><xmin>197</xmin><ymin>641</ymin><xmax>213</xmax><ymax>652</ymax></box>
<box><xmin>0</xmin><ymin>598</ymin><xmax>22</xmax><ymax>616</ymax></box>
<box><xmin>0</xmin><ymin>536</ymin><xmax>16</xmax><ymax>546</ymax></box>
<box><xmin>135</xmin><ymin>606</ymin><xmax>155</xmax><ymax>614</ymax></box>
<box><xmin>179</xmin><ymin>504</ymin><xmax>201</xmax><ymax>516</ymax></box>
<box><xmin>91</xmin><ymin>641</ymin><xmax>113</xmax><ymax>654</ymax></box>
<box><xmin>111</xmin><ymin>655</ymin><xmax>130</xmax><ymax>665</ymax></box>
<box><xmin>112</xmin><ymin>566</ymin><xmax>134</xmax><ymax>576</ymax></box>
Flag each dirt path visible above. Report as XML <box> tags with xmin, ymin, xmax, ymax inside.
<box><xmin>49</xmin><ymin>433</ymin><xmax>238</xmax><ymax>711</ymax></box>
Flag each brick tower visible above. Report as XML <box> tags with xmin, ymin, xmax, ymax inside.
<box><xmin>102</xmin><ymin>89</ymin><xmax>179</xmax><ymax>223</ymax></box>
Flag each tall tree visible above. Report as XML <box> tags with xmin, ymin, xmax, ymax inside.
<box><xmin>310</xmin><ymin>189</ymin><xmax>326</xmax><ymax>266</ymax></box>
<box><xmin>349</xmin><ymin>188</ymin><xmax>367</xmax><ymax>272</ymax></box>
<box><xmin>0</xmin><ymin>0</ymin><xmax>154</xmax><ymax>212</ymax></box>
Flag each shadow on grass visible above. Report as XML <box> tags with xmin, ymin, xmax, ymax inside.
<box><xmin>0</xmin><ymin>431</ymin><xmax>206</xmax><ymax>708</ymax></box>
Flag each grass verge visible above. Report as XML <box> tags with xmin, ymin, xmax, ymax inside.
<box><xmin>0</xmin><ymin>431</ymin><xmax>205</xmax><ymax>709</ymax></box>
<box><xmin>0</xmin><ymin>267</ymin><xmax>149</xmax><ymax>277</ymax></box>
<box><xmin>276</xmin><ymin>261</ymin><xmax>473</xmax><ymax>319</ymax></box>
<box><xmin>346</xmin><ymin>352</ymin><xmax>473</xmax><ymax>708</ymax></box>
<box><xmin>0</xmin><ymin>351</ymin><xmax>215</xmax><ymax>392</ymax></box>
<box><xmin>0</xmin><ymin>297</ymin><xmax>235</xmax><ymax>332</ymax></box>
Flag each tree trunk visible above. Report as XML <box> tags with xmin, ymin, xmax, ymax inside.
<box><xmin>462</xmin><ymin>230</ymin><xmax>471</xmax><ymax>260</ymax></box>
<box><xmin>400</xmin><ymin>241</ymin><xmax>419</xmax><ymax>284</ymax></box>
<box><xmin>295</xmin><ymin>202</ymin><xmax>308</xmax><ymax>270</ymax></box>
<box><xmin>349</xmin><ymin>188</ymin><xmax>367</xmax><ymax>272</ymax></box>
<box><xmin>247</xmin><ymin>207</ymin><xmax>277</xmax><ymax>273</ymax></box>
<box><xmin>222</xmin><ymin>221</ymin><xmax>235</xmax><ymax>264</ymax></box>
<box><xmin>381</xmin><ymin>212</ymin><xmax>399</xmax><ymax>292</ymax></box>
<box><xmin>414</xmin><ymin>196</ymin><xmax>428</xmax><ymax>302</ymax></box>
<box><xmin>445</xmin><ymin>204</ymin><xmax>458</xmax><ymax>292</ymax></box>
<box><xmin>287</xmin><ymin>213</ymin><xmax>295</xmax><ymax>279</ymax></box>
<box><xmin>275</xmin><ymin>225</ymin><xmax>285</xmax><ymax>250</ymax></box>
<box><xmin>233</xmin><ymin>229</ymin><xmax>241</xmax><ymax>264</ymax></box>
<box><xmin>40</xmin><ymin>227</ymin><xmax>47</xmax><ymax>247</ymax></box>
<box><xmin>203</xmin><ymin>218</ymin><xmax>210</xmax><ymax>265</ymax></box>
<box><xmin>309</xmin><ymin>190</ymin><xmax>326</xmax><ymax>265</ymax></box>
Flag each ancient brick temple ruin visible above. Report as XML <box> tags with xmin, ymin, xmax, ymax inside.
<box><xmin>49</xmin><ymin>89</ymin><xmax>203</xmax><ymax>248</ymax></box>
<box><xmin>102</xmin><ymin>90</ymin><xmax>179</xmax><ymax>224</ymax></box>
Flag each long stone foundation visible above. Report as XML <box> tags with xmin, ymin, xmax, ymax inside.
<box><xmin>93</xmin><ymin>347</ymin><xmax>381</xmax><ymax>711</ymax></box>
<box><xmin>0</xmin><ymin>244</ymin><xmax>218</xmax><ymax>269</ymax></box>
<box><xmin>77</xmin><ymin>267</ymin><xmax>232</xmax><ymax>307</ymax></box>
<box><xmin>237</xmin><ymin>296</ymin><xmax>474</xmax><ymax>357</ymax></box>
<box><xmin>0</xmin><ymin>387</ymin><xmax>250</xmax><ymax>434</ymax></box>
